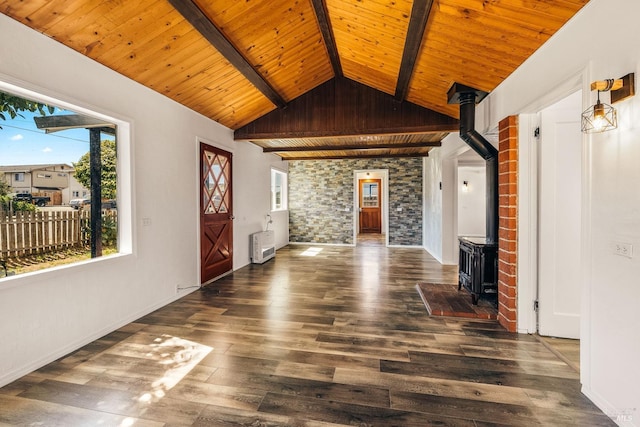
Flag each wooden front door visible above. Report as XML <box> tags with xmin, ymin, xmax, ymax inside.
<box><xmin>359</xmin><ymin>179</ymin><xmax>381</xmax><ymax>233</ymax></box>
<box><xmin>200</xmin><ymin>143</ymin><xmax>233</xmax><ymax>284</ymax></box>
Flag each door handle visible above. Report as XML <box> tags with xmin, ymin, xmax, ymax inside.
<box><xmin>229</xmin><ymin>215</ymin><xmax>235</xmax><ymax>220</ymax></box>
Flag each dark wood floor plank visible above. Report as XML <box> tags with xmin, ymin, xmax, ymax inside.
<box><xmin>209</xmin><ymin>368</ymin><xmax>391</xmax><ymax>408</ymax></box>
<box><xmin>390</xmin><ymin>390</ymin><xmax>536</xmax><ymax>425</ymax></box>
<box><xmin>380</xmin><ymin>358</ymin><xmax>582</xmax><ymax>393</ymax></box>
<box><xmin>394</xmin><ymin>388</ymin><xmax>614</xmax><ymax>426</ymax></box>
<box><xmin>17</xmin><ymin>379</ymin><xmax>132</xmax><ymax>411</ymax></box>
<box><xmin>274</xmin><ymin>347</ymin><xmax>381</xmax><ymax>369</ymax></box>
<box><xmin>258</xmin><ymin>392</ymin><xmax>477</xmax><ymax>427</ymax></box>
<box><xmin>0</xmin><ymin>394</ymin><xmax>164</xmax><ymax>427</ymax></box>
<box><xmin>195</xmin><ymin>402</ymin><xmax>364</xmax><ymax>426</ymax></box>
<box><xmin>0</xmin><ymin>243</ymin><xmax>615</xmax><ymax>426</ymax></box>
<box><xmin>166</xmin><ymin>380</ymin><xmax>264</xmax><ymax>412</ymax></box>
<box><xmin>407</xmin><ymin>350</ymin><xmax>579</xmax><ymax>379</ymax></box>
<box><xmin>333</xmin><ymin>367</ymin><xmax>534</xmax><ymax>407</ymax></box>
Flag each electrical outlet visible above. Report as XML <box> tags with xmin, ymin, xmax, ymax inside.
<box><xmin>142</xmin><ymin>217</ymin><xmax>152</xmax><ymax>226</ymax></box>
<box><xmin>614</xmin><ymin>242</ymin><xmax>633</xmax><ymax>258</ymax></box>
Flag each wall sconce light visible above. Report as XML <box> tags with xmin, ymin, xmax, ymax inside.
<box><xmin>581</xmin><ymin>73</ymin><xmax>635</xmax><ymax>133</ymax></box>
<box><xmin>462</xmin><ymin>181</ymin><xmax>469</xmax><ymax>192</ymax></box>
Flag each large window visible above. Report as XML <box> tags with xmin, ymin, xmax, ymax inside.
<box><xmin>0</xmin><ymin>86</ymin><xmax>127</xmax><ymax>278</ymax></box>
<box><xmin>271</xmin><ymin>168</ymin><xmax>287</xmax><ymax>211</ymax></box>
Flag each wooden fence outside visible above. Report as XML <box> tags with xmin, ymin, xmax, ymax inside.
<box><xmin>0</xmin><ymin>210</ymin><xmax>117</xmax><ymax>260</ymax></box>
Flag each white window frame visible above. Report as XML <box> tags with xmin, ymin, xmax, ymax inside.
<box><xmin>271</xmin><ymin>168</ymin><xmax>288</xmax><ymax>212</ymax></box>
<box><xmin>0</xmin><ymin>77</ymin><xmax>133</xmax><ymax>277</ymax></box>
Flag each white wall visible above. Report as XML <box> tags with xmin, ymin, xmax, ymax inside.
<box><xmin>426</xmin><ymin>0</ymin><xmax>640</xmax><ymax>422</ymax></box>
<box><xmin>233</xmin><ymin>142</ymin><xmax>289</xmax><ymax>267</ymax></box>
<box><xmin>457</xmin><ymin>165</ymin><xmax>486</xmax><ymax>237</ymax></box>
<box><xmin>423</xmin><ymin>151</ymin><xmax>443</xmax><ymax>261</ymax></box>
<box><xmin>0</xmin><ymin>14</ymin><xmax>283</xmax><ymax>387</ymax></box>
<box><xmin>423</xmin><ymin>135</ymin><xmax>468</xmax><ymax>265</ymax></box>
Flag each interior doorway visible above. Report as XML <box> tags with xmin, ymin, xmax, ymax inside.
<box><xmin>537</xmin><ymin>90</ymin><xmax>582</xmax><ymax>338</ymax></box>
<box><xmin>359</xmin><ymin>178</ymin><xmax>382</xmax><ymax>233</ymax></box>
<box><xmin>536</xmin><ymin>90</ymin><xmax>582</xmax><ymax>363</ymax></box>
<box><xmin>354</xmin><ymin>169</ymin><xmax>388</xmax><ymax>246</ymax></box>
<box><xmin>457</xmin><ymin>151</ymin><xmax>486</xmax><ymax>240</ymax></box>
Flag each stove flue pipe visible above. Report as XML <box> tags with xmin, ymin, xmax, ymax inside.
<box><xmin>447</xmin><ymin>83</ymin><xmax>499</xmax><ymax>245</ymax></box>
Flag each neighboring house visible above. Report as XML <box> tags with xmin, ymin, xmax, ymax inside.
<box><xmin>0</xmin><ymin>164</ymin><xmax>88</xmax><ymax>205</ymax></box>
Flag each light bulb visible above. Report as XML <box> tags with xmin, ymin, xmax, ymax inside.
<box><xmin>592</xmin><ymin>102</ymin><xmax>606</xmax><ymax>131</ymax></box>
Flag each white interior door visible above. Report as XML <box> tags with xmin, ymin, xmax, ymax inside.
<box><xmin>538</xmin><ymin>91</ymin><xmax>582</xmax><ymax>338</ymax></box>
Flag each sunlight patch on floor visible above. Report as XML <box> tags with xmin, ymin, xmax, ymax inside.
<box><xmin>300</xmin><ymin>247</ymin><xmax>323</xmax><ymax>257</ymax></box>
<box><xmin>135</xmin><ymin>335</ymin><xmax>212</xmax><ymax>404</ymax></box>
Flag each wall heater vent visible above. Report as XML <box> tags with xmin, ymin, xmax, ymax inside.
<box><xmin>250</xmin><ymin>230</ymin><xmax>275</xmax><ymax>264</ymax></box>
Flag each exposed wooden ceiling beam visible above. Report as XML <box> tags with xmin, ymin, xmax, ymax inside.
<box><xmin>283</xmin><ymin>152</ymin><xmax>431</xmax><ymax>161</ymax></box>
<box><xmin>167</xmin><ymin>0</ymin><xmax>287</xmax><ymax>109</ymax></box>
<box><xmin>395</xmin><ymin>0</ymin><xmax>435</xmax><ymax>101</ymax></box>
<box><xmin>310</xmin><ymin>0</ymin><xmax>342</xmax><ymax>78</ymax></box>
<box><xmin>263</xmin><ymin>141</ymin><xmax>441</xmax><ymax>153</ymax></box>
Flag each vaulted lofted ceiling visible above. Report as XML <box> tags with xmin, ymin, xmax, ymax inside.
<box><xmin>0</xmin><ymin>0</ymin><xmax>589</xmax><ymax>159</ymax></box>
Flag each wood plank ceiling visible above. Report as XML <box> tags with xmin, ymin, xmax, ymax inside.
<box><xmin>0</xmin><ymin>0</ymin><xmax>589</xmax><ymax>160</ymax></box>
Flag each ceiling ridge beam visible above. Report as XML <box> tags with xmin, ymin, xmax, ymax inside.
<box><xmin>395</xmin><ymin>0</ymin><xmax>435</xmax><ymax>101</ymax></box>
<box><xmin>263</xmin><ymin>141</ymin><xmax>441</xmax><ymax>153</ymax></box>
<box><xmin>235</xmin><ymin>78</ymin><xmax>458</xmax><ymax>141</ymax></box>
<box><xmin>168</xmin><ymin>0</ymin><xmax>287</xmax><ymax>109</ymax></box>
<box><xmin>285</xmin><ymin>152</ymin><xmax>430</xmax><ymax>161</ymax></box>
<box><xmin>310</xmin><ymin>0</ymin><xmax>342</xmax><ymax>78</ymax></box>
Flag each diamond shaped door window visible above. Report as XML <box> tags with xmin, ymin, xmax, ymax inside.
<box><xmin>202</xmin><ymin>150</ymin><xmax>230</xmax><ymax>215</ymax></box>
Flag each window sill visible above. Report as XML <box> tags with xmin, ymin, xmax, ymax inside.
<box><xmin>0</xmin><ymin>251</ymin><xmax>133</xmax><ymax>291</ymax></box>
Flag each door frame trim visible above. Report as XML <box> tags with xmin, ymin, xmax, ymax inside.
<box><xmin>352</xmin><ymin>169</ymin><xmax>389</xmax><ymax>246</ymax></box>
<box><xmin>516</xmin><ymin>69</ymin><xmax>593</xmax><ymax>388</ymax></box>
<box><xmin>358</xmin><ymin>178</ymin><xmax>382</xmax><ymax>234</ymax></box>
<box><xmin>515</xmin><ymin>69</ymin><xmax>586</xmax><ymax>335</ymax></box>
<box><xmin>195</xmin><ymin>136</ymin><xmax>235</xmax><ymax>285</ymax></box>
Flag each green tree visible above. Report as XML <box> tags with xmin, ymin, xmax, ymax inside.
<box><xmin>0</xmin><ymin>179</ymin><xmax>36</xmax><ymax>212</ymax></box>
<box><xmin>0</xmin><ymin>179</ymin><xmax>10</xmax><ymax>211</ymax></box>
<box><xmin>0</xmin><ymin>92</ymin><xmax>54</xmax><ymax>129</ymax></box>
<box><xmin>72</xmin><ymin>140</ymin><xmax>117</xmax><ymax>199</ymax></box>
<box><xmin>0</xmin><ymin>178</ymin><xmax>9</xmax><ymax>197</ymax></box>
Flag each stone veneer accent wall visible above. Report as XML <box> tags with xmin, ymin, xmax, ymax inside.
<box><xmin>288</xmin><ymin>158</ymin><xmax>423</xmax><ymax>245</ymax></box>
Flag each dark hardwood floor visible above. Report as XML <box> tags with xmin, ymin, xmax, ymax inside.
<box><xmin>0</xmin><ymin>244</ymin><xmax>614</xmax><ymax>426</ymax></box>
<box><xmin>356</xmin><ymin>233</ymin><xmax>385</xmax><ymax>246</ymax></box>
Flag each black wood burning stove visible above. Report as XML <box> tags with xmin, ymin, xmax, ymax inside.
<box><xmin>448</xmin><ymin>83</ymin><xmax>499</xmax><ymax>306</ymax></box>
<box><xmin>458</xmin><ymin>237</ymin><xmax>498</xmax><ymax>304</ymax></box>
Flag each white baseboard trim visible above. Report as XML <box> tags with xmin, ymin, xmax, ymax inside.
<box><xmin>287</xmin><ymin>241</ymin><xmax>355</xmax><ymax>247</ymax></box>
<box><xmin>424</xmin><ymin>247</ymin><xmax>444</xmax><ymax>264</ymax></box>
<box><xmin>0</xmin><ymin>286</ymin><xmax>200</xmax><ymax>388</ymax></box>
<box><xmin>582</xmin><ymin>386</ymin><xmax>634</xmax><ymax>426</ymax></box>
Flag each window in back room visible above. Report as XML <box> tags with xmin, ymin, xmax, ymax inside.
<box><xmin>0</xmin><ymin>87</ymin><xmax>122</xmax><ymax>279</ymax></box>
<box><xmin>271</xmin><ymin>168</ymin><xmax>288</xmax><ymax>212</ymax></box>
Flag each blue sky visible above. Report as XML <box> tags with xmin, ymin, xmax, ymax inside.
<box><xmin>0</xmin><ymin>109</ymin><xmax>95</xmax><ymax>166</ymax></box>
